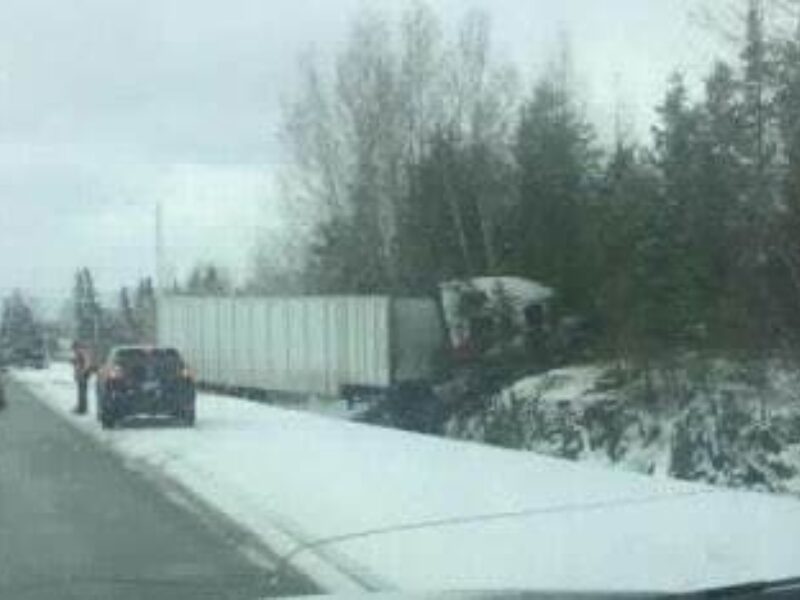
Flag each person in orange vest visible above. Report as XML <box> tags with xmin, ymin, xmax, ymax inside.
<box><xmin>71</xmin><ymin>341</ymin><xmax>92</xmax><ymax>415</ymax></box>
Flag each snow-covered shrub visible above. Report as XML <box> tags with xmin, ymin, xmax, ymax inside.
<box><xmin>445</xmin><ymin>358</ymin><xmax>800</xmax><ymax>495</ymax></box>
<box><xmin>670</xmin><ymin>392</ymin><xmax>796</xmax><ymax>492</ymax></box>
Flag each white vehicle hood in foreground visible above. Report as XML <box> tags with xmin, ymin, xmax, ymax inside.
<box><xmin>296</xmin><ymin>488</ymin><xmax>800</xmax><ymax>594</ymax></box>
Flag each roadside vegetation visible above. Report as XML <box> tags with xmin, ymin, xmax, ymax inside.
<box><xmin>284</xmin><ymin>0</ymin><xmax>800</xmax><ymax>494</ymax></box>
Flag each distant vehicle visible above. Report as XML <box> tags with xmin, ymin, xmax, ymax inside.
<box><xmin>95</xmin><ymin>346</ymin><xmax>196</xmax><ymax>429</ymax></box>
<box><xmin>0</xmin><ymin>336</ymin><xmax>48</xmax><ymax>369</ymax></box>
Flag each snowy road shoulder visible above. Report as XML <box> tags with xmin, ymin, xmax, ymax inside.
<box><xmin>9</xmin><ymin>364</ymin><xmax>800</xmax><ymax>594</ymax></box>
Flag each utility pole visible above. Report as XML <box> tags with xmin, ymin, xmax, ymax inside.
<box><xmin>154</xmin><ymin>198</ymin><xmax>165</xmax><ymax>347</ymax></box>
<box><xmin>156</xmin><ymin>198</ymin><xmax>165</xmax><ymax>297</ymax></box>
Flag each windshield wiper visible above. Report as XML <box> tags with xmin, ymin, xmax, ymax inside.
<box><xmin>0</xmin><ymin>573</ymin><xmax>272</xmax><ymax>596</ymax></box>
<box><xmin>680</xmin><ymin>576</ymin><xmax>800</xmax><ymax>599</ymax></box>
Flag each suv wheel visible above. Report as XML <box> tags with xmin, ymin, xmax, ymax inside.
<box><xmin>98</xmin><ymin>400</ymin><xmax>116</xmax><ymax>430</ymax></box>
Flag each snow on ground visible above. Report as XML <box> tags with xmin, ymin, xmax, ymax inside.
<box><xmin>294</xmin><ymin>394</ymin><xmax>369</xmax><ymax>421</ymax></box>
<box><xmin>10</xmin><ymin>364</ymin><xmax>800</xmax><ymax>593</ymax></box>
<box><xmin>506</xmin><ymin>365</ymin><xmax>607</xmax><ymax>407</ymax></box>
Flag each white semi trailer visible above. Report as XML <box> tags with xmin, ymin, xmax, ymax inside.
<box><xmin>157</xmin><ymin>295</ymin><xmax>447</xmax><ymax>397</ymax></box>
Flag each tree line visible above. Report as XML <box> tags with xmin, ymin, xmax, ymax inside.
<box><xmin>0</xmin><ymin>291</ymin><xmax>44</xmax><ymax>352</ymax></box>
<box><xmin>269</xmin><ymin>0</ymin><xmax>800</xmax><ymax>367</ymax></box>
<box><xmin>71</xmin><ymin>268</ymin><xmax>157</xmax><ymax>358</ymax></box>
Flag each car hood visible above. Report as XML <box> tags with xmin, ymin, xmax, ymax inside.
<box><xmin>286</xmin><ymin>490</ymin><xmax>800</xmax><ymax>595</ymax></box>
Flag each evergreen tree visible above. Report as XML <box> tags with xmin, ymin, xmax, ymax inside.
<box><xmin>0</xmin><ymin>292</ymin><xmax>42</xmax><ymax>351</ymax></box>
<box><xmin>118</xmin><ymin>286</ymin><xmax>138</xmax><ymax>343</ymax></box>
<box><xmin>133</xmin><ymin>278</ymin><xmax>157</xmax><ymax>343</ymax></box>
<box><xmin>735</xmin><ymin>0</ymin><xmax>785</xmax><ymax>356</ymax></box>
<box><xmin>694</xmin><ymin>65</ymin><xmax>737</xmax><ymax>345</ymax></box>
<box><xmin>593</xmin><ymin>141</ymin><xmax>661</xmax><ymax>360</ymax></box>
<box><xmin>509</xmin><ymin>66</ymin><xmax>599</xmax><ymax>314</ymax></box>
<box><xmin>72</xmin><ymin>268</ymin><xmax>101</xmax><ymax>347</ymax></box>
<box><xmin>646</xmin><ymin>73</ymin><xmax>710</xmax><ymax>349</ymax></box>
<box><xmin>772</xmin><ymin>19</ymin><xmax>800</xmax><ymax>342</ymax></box>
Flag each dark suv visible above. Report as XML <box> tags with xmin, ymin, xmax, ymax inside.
<box><xmin>1</xmin><ymin>341</ymin><xmax>47</xmax><ymax>369</ymax></box>
<box><xmin>96</xmin><ymin>346</ymin><xmax>196</xmax><ymax>429</ymax></box>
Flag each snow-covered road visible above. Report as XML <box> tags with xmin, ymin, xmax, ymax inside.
<box><xmin>10</xmin><ymin>364</ymin><xmax>800</xmax><ymax>594</ymax></box>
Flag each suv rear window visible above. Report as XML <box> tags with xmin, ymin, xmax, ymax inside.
<box><xmin>114</xmin><ymin>348</ymin><xmax>184</xmax><ymax>380</ymax></box>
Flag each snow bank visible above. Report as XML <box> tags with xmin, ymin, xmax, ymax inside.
<box><xmin>507</xmin><ymin>365</ymin><xmax>607</xmax><ymax>407</ymax></box>
<box><xmin>448</xmin><ymin>361</ymin><xmax>800</xmax><ymax>490</ymax></box>
<box><xmin>10</xmin><ymin>364</ymin><xmax>800</xmax><ymax>594</ymax></box>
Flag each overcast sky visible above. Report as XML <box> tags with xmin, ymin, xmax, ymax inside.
<box><xmin>0</xmin><ymin>0</ymin><xmax>724</xmax><ymax>310</ymax></box>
